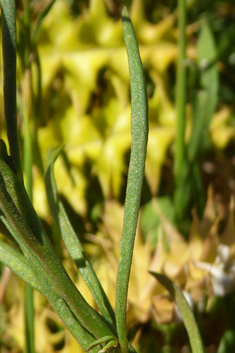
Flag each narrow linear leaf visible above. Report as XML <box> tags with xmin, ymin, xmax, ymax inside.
<box><xmin>45</xmin><ymin>146</ymin><xmax>116</xmax><ymax>328</ymax></box>
<box><xmin>0</xmin><ymin>170</ymin><xmax>116</xmax><ymax>341</ymax></box>
<box><xmin>0</xmin><ymin>169</ymin><xmax>116</xmax><ymax>339</ymax></box>
<box><xmin>198</xmin><ymin>20</ymin><xmax>218</xmax><ymax>101</ymax></box>
<box><xmin>0</xmin><ymin>146</ymin><xmax>115</xmax><ymax>340</ymax></box>
<box><xmin>115</xmin><ymin>7</ymin><xmax>148</xmax><ymax>353</ymax></box>
<box><xmin>23</xmin><ymin>247</ymin><xmax>101</xmax><ymax>353</ymax></box>
<box><xmin>0</xmin><ymin>206</ymin><xmax>100</xmax><ymax>351</ymax></box>
<box><xmin>0</xmin><ymin>216</ymin><xmax>100</xmax><ymax>352</ymax></box>
<box><xmin>0</xmin><ymin>187</ymin><xmax>64</xmax><ymax>298</ymax></box>
<box><xmin>150</xmin><ymin>272</ymin><xmax>206</xmax><ymax>353</ymax></box>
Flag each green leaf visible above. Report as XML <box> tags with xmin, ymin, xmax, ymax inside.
<box><xmin>186</xmin><ymin>20</ymin><xmax>218</xmax><ymax>219</ymax></box>
<box><xmin>44</xmin><ymin>146</ymin><xmax>116</xmax><ymax>327</ymax></box>
<box><xmin>198</xmin><ymin>20</ymin><xmax>218</xmax><ymax>97</ymax></box>
<box><xmin>0</xmin><ymin>209</ymin><xmax>100</xmax><ymax>352</ymax></box>
<box><xmin>0</xmin><ymin>162</ymin><xmax>115</xmax><ymax>342</ymax></box>
<box><xmin>32</xmin><ymin>0</ymin><xmax>57</xmax><ymax>43</ymax></box>
<box><xmin>174</xmin><ymin>19</ymin><xmax>218</xmax><ymax>232</ymax></box>
<box><xmin>150</xmin><ymin>272</ymin><xmax>206</xmax><ymax>353</ymax></box>
<box><xmin>115</xmin><ymin>7</ymin><xmax>148</xmax><ymax>353</ymax></box>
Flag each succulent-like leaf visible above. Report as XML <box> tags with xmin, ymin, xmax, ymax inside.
<box><xmin>0</xmin><ymin>238</ymin><xmax>41</xmax><ymax>292</ymax></box>
<box><xmin>115</xmin><ymin>8</ymin><xmax>148</xmax><ymax>353</ymax></box>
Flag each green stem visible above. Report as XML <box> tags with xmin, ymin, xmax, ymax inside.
<box><xmin>174</xmin><ymin>0</ymin><xmax>187</xmax><ymax>179</ymax></box>
<box><xmin>115</xmin><ymin>8</ymin><xmax>148</xmax><ymax>353</ymax></box>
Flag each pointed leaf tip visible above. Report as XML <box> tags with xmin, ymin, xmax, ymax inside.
<box><xmin>122</xmin><ymin>7</ymin><xmax>129</xmax><ymax>18</ymax></box>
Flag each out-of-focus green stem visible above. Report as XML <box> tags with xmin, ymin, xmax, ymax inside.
<box><xmin>174</xmin><ymin>0</ymin><xmax>187</xmax><ymax>179</ymax></box>
<box><xmin>173</xmin><ymin>0</ymin><xmax>190</xmax><ymax>237</ymax></box>
<box><xmin>24</xmin><ymin>88</ymin><xmax>35</xmax><ymax>353</ymax></box>
<box><xmin>23</xmin><ymin>69</ymin><xmax>33</xmax><ymax>200</ymax></box>
<box><xmin>22</xmin><ymin>2</ymin><xmax>35</xmax><ymax>353</ymax></box>
<box><xmin>24</xmin><ymin>284</ymin><xmax>35</xmax><ymax>353</ymax></box>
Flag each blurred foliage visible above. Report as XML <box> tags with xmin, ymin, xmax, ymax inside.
<box><xmin>1</xmin><ymin>0</ymin><xmax>235</xmax><ymax>352</ymax></box>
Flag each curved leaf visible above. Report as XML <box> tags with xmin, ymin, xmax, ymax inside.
<box><xmin>150</xmin><ymin>272</ymin><xmax>206</xmax><ymax>353</ymax></box>
<box><xmin>115</xmin><ymin>7</ymin><xmax>148</xmax><ymax>353</ymax></box>
<box><xmin>44</xmin><ymin>146</ymin><xmax>116</xmax><ymax>327</ymax></box>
